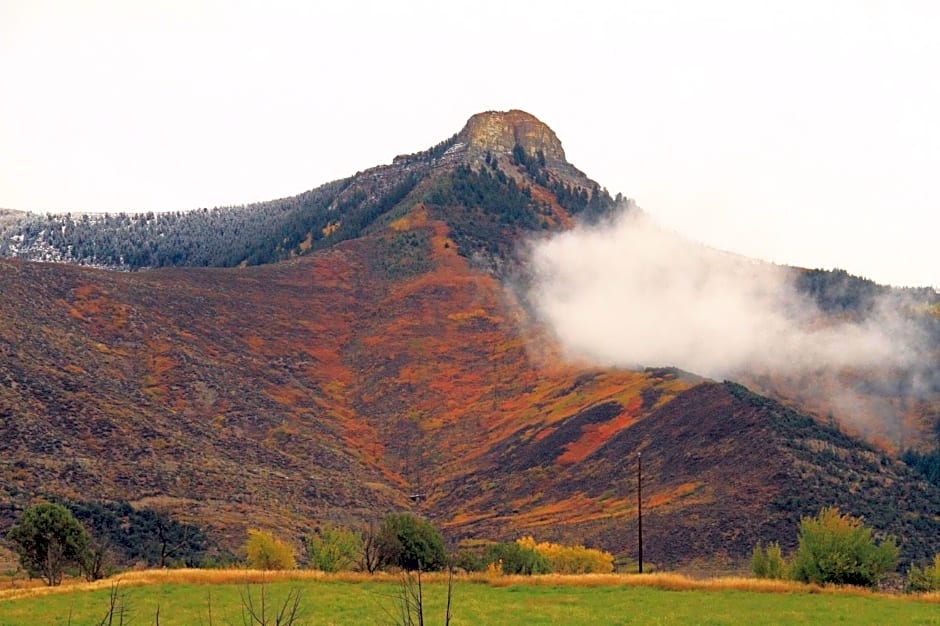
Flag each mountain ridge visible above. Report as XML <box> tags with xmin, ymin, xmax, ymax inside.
<box><xmin>0</xmin><ymin>109</ymin><xmax>616</xmax><ymax>272</ymax></box>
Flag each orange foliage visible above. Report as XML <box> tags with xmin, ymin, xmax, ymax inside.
<box><xmin>557</xmin><ymin>396</ymin><xmax>642</xmax><ymax>464</ymax></box>
<box><xmin>265</xmin><ymin>385</ymin><xmax>308</xmax><ymax>407</ymax></box>
<box><xmin>528</xmin><ymin>184</ymin><xmax>573</xmax><ymax>229</ymax></box>
<box><xmin>513</xmin><ymin>494</ymin><xmax>613</xmax><ymax>527</ymax></box>
<box><xmin>73</xmin><ymin>284</ymin><xmax>97</xmax><ymax>298</ymax></box>
<box><xmin>149</xmin><ymin>355</ymin><xmax>176</xmax><ymax>376</ymax></box>
<box><xmin>244</xmin><ymin>334</ymin><xmax>265</xmax><ymax>353</ymax></box>
<box><xmin>646</xmin><ymin>482</ymin><xmax>705</xmax><ymax>509</ymax></box>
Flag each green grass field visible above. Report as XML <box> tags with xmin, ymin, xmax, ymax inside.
<box><xmin>0</xmin><ymin>573</ymin><xmax>937</xmax><ymax>625</ymax></box>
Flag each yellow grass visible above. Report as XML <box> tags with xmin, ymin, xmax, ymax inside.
<box><xmin>2</xmin><ymin>569</ymin><xmax>937</xmax><ymax>604</ymax></box>
<box><xmin>0</xmin><ymin>569</ymin><xmax>359</xmax><ymax>601</ymax></box>
<box><xmin>478</xmin><ymin>572</ymin><xmax>940</xmax><ymax>602</ymax></box>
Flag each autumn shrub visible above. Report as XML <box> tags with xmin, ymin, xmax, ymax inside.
<box><xmin>517</xmin><ymin>537</ymin><xmax>614</xmax><ymax>574</ymax></box>
<box><xmin>750</xmin><ymin>541</ymin><xmax>787</xmax><ymax>580</ymax></box>
<box><xmin>789</xmin><ymin>507</ymin><xmax>898</xmax><ymax>587</ymax></box>
<box><xmin>486</xmin><ymin>540</ymin><xmax>550</xmax><ymax>575</ymax></box>
<box><xmin>306</xmin><ymin>523</ymin><xmax>361</xmax><ymax>572</ymax></box>
<box><xmin>906</xmin><ymin>554</ymin><xmax>940</xmax><ymax>592</ymax></box>
<box><xmin>244</xmin><ymin>529</ymin><xmax>296</xmax><ymax>570</ymax></box>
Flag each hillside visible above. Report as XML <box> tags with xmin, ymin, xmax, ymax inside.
<box><xmin>1</xmin><ymin>111</ymin><xmax>938</xmax><ymax>569</ymax></box>
<box><xmin>439</xmin><ymin>380</ymin><xmax>939</xmax><ymax>566</ymax></box>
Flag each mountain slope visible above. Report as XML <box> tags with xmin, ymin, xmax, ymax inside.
<box><xmin>439</xmin><ymin>380</ymin><xmax>938</xmax><ymax>566</ymax></box>
<box><xmin>1</xmin><ymin>111</ymin><xmax>938</xmax><ymax>569</ymax></box>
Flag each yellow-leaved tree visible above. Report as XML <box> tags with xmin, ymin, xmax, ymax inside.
<box><xmin>516</xmin><ymin>537</ymin><xmax>614</xmax><ymax>574</ymax></box>
<box><xmin>244</xmin><ymin>529</ymin><xmax>296</xmax><ymax>570</ymax></box>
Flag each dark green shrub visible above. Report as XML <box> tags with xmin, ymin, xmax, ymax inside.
<box><xmin>376</xmin><ymin>513</ymin><xmax>446</xmax><ymax>571</ymax></box>
<box><xmin>65</xmin><ymin>499</ymin><xmax>208</xmax><ymax>567</ymax></box>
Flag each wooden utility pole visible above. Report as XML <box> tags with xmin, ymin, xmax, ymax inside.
<box><xmin>637</xmin><ymin>451</ymin><xmax>643</xmax><ymax>574</ymax></box>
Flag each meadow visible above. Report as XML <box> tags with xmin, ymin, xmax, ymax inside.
<box><xmin>1</xmin><ymin>570</ymin><xmax>937</xmax><ymax>625</ymax></box>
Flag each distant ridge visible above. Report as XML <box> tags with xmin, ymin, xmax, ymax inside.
<box><xmin>0</xmin><ymin>110</ymin><xmax>617</xmax><ymax>270</ymax></box>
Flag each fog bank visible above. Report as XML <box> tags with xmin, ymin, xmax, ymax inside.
<box><xmin>525</xmin><ymin>210</ymin><xmax>920</xmax><ymax>380</ymax></box>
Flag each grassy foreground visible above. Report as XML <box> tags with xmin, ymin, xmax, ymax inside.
<box><xmin>0</xmin><ymin>570</ymin><xmax>937</xmax><ymax>625</ymax></box>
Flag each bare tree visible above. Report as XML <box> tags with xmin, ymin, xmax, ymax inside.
<box><xmin>95</xmin><ymin>583</ymin><xmax>130</xmax><ymax>626</ymax></box>
<box><xmin>395</xmin><ymin>569</ymin><xmax>425</xmax><ymax>626</ymax></box>
<box><xmin>361</xmin><ymin>522</ymin><xmax>381</xmax><ymax>574</ymax></box>
<box><xmin>238</xmin><ymin>576</ymin><xmax>304</xmax><ymax>626</ymax></box>
<box><xmin>83</xmin><ymin>534</ymin><xmax>114</xmax><ymax>581</ymax></box>
<box><xmin>393</xmin><ymin>560</ymin><xmax>455</xmax><ymax>626</ymax></box>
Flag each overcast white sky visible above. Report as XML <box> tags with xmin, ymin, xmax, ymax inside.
<box><xmin>2</xmin><ymin>0</ymin><xmax>938</xmax><ymax>287</ymax></box>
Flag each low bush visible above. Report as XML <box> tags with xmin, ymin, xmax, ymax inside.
<box><xmin>453</xmin><ymin>539</ymin><xmax>492</xmax><ymax>573</ymax></box>
<box><xmin>517</xmin><ymin>537</ymin><xmax>614</xmax><ymax>574</ymax></box>
<box><xmin>906</xmin><ymin>554</ymin><xmax>940</xmax><ymax>592</ymax></box>
<box><xmin>306</xmin><ymin>523</ymin><xmax>361</xmax><ymax>573</ymax></box>
<box><xmin>486</xmin><ymin>541</ymin><xmax>550</xmax><ymax>575</ymax></box>
<box><xmin>751</xmin><ymin>541</ymin><xmax>787</xmax><ymax>580</ymax></box>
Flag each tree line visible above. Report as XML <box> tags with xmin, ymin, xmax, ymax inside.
<box><xmin>4</xmin><ymin>502</ymin><xmax>615</xmax><ymax>587</ymax></box>
<box><xmin>6</xmin><ymin>500</ymin><xmax>939</xmax><ymax>593</ymax></box>
<box><xmin>4</xmin><ymin>500</ymin><xmax>209</xmax><ymax>584</ymax></box>
<box><xmin>0</xmin><ymin>168</ymin><xmax>426</xmax><ymax>270</ymax></box>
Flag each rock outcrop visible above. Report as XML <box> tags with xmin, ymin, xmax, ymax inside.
<box><xmin>458</xmin><ymin>109</ymin><xmax>567</xmax><ymax>164</ymax></box>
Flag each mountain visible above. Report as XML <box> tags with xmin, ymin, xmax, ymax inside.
<box><xmin>0</xmin><ymin>111</ymin><xmax>619</xmax><ymax>271</ymax></box>
<box><xmin>1</xmin><ymin>110</ymin><xmax>938</xmax><ymax>569</ymax></box>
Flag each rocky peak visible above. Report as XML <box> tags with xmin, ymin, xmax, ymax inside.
<box><xmin>457</xmin><ymin>110</ymin><xmax>568</xmax><ymax>165</ymax></box>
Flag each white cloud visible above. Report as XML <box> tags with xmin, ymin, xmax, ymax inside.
<box><xmin>526</xmin><ymin>210</ymin><xmax>918</xmax><ymax>379</ymax></box>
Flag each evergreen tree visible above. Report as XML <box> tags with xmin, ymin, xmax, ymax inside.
<box><xmin>7</xmin><ymin>502</ymin><xmax>90</xmax><ymax>586</ymax></box>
